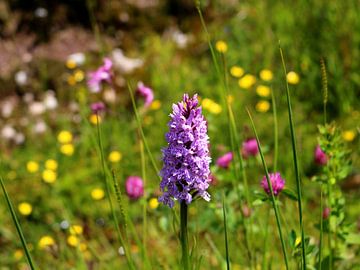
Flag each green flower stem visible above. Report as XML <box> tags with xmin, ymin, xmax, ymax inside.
<box><xmin>95</xmin><ymin>114</ymin><xmax>135</xmax><ymax>270</ymax></box>
<box><xmin>319</xmin><ymin>184</ymin><xmax>324</xmax><ymax>270</ymax></box>
<box><xmin>247</xmin><ymin>109</ymin><xmax>289</xmax><ymax>270</ymax></box>
<box><xmin>180</xmin><ymin>201</ymin><xmax>190</xmax><ymax>270</ymax></box>
<box><xmin>0</xmin><ymin>176</ymin><xmax>36</xmax><ymax>270</ymax></box>
<box><xmin>279</xmin><ymin>45</ymin><xmax>306</xmax><ymax>270</ymax></box>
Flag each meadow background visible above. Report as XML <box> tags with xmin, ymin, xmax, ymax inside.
<box><xmin>0</xmin><ymin>0</ymin><xmax>359</xmax><ymax>269</ymax></box>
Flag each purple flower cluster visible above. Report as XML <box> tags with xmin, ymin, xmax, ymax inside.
<box><xmin>242</xmin><ymin>138</ymin><xmax>259</xmax><ymax>158</ymax></box>
<box><xmin>137</xmin><ymin>82</ymin><xmax>154</xmax><ymax>108</ymax></box>
<box><xmin>90</xmin><ymin>102</ymin><xmax>106</xmax><ymax>113</ymax></box>
<box><xmin>216</xmin><ymin>152</ymin><xmax>233</xmax><ymax>169</ymax></box>
<box><xmin>314</xmin><ymin>145</ymin><xmax>328</xmax><ymax>166</ymax></box>
<box><xmin>261</xmin><ymin>172</ymin><xmax>285</xmax><ymax>196</ymax></box>
<box><xmin>87</xmin><ymin>58</ymin><xmax>113</xmax><ymax>93</ymax></box>
<box><xmin>126</xmin><ymin>176</ymin><xmax>144</xmax><ymax>200</ymax></box>
<box><xmin>159</xmin><ymin>94</ymin><xmax>211</xmax><ymax>208</ymax></box>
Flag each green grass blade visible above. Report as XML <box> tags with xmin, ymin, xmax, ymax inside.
<box><xmin>279</xmin><ymin>44</ymin><xmax>306</xmax><ymax>270</ymax></box>
<box><xmin>95</xmin><ymin>114</ymin><xmax>135</xmax><ymax>270</ymax></box>
<box><xmin>246</xmin><ymin>109</ymin><xmax>289</xmax><ymax>270</ymax></box>
<box><xmin>128</xmin><ymin>83</ymin><xmax>161</xmax><ymax>180</ymax></box>
<box><xmin>271</xmin><ymin>88</ymin><xmax>279</xmax><ymax>172</ymax></box>
<box><xmin>319</xmin><ymin>184</ymin><xmax>324</xmax><ymax>270</ymax></box>
<box><xmin>222</xmin><ymin>193</ymin><xmax>231</xmax><ymax>270</ymax></box>
<box><xmin>0</xmin><ymin>176</ymin><xmax>36</xmax><ymax>270</ymax></box>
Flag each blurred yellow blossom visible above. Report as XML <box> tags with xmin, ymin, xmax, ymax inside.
<box><xmin>26</xmin><ymin>161</ymin><xmax>39</xmax><ymax>173</ymax></box>
<box><xmin>57</xmin><ymin>131</ymin><xmax>73</xmax><ymax>144</ymax></box>
<box><xmin>67</xmin><ymin>75</ymin><xmax>76</xmax><ymax>86</ymax></box>
<box><xmin>256</xmin><ymin>100</ymin><xmax>270</xmax><ymax>113</ymax></box>
<box><xmin>256</xmin><ymin>85</ymin><xmax>271</xmax><ymax>97</ymax></box>
<box><xmin>70</xmin><ymin>225</ymin><xmax>83</xmax><ymax>235</ymax></box>
<box><xmin>42</xmin><ymin>170</ymin><xmax>57</xmax><ymax>183</ymax></box>
<box><xmin>227</xmin><ymin>95</ymin><xmax>234</xmax><ymax>104</ymax></box>
<box><xmin>18</xmin><ymin>202</ymin><xmax>32</xmax><ymax>216</ymax></box>
<box><xmin>259</xmin><ymin>69</ymin><xmax>273</xmax><ymax>81</ymax></box>
<box><xmin>66</xmin><ymin>59</ymin><xmax>77</xmax><ymax>69</ymax></box>
<box><xmin>74</xmin><ymin>70</ymin><xmax>84</xmax><ymax>82</ymax></box>
<box><xmin>14</xmin><ymin>249</ymin><xmax>23</xmax><ymax>260</ymax></box>
<box><xmin>215</xmin><ymin>40</ymin><xmax>228</xmax><ymax>53</ymax></box>
<box><xmin>287</xmin><ymin>71</ymin><xmax>300</xmax><ymax>84</ymax></box>
<box><xmin>91</xmin><ymin>188</ymin><xmax>105</xmax><ymax>200</ymax></box>
<box><xmin>143</xmin><ymin>116</ymin><xmax>154</xmax><ymax>126</ymax></box>
<box><xmin>90</xmin><ymin>114</ymin><xmax>101</xmax><ymax>125</ymax></box>
<box><xmin>38</xmin><ymin>236</ymin><xmax>55</xmax><ymax>249</ymax></box>
<box><xmin>67</xmin><ymin>235</ymin><xmax>79</xmax><ymax>247</ymax></box>
<box><xmin>150</xmin><ymin>100</ymin><xmax>161</xmax><ymax>110</ymax></box>
<box><xmin>80</xmin><ymin>243</ymin><xmax>88</xmax><ymax>252</ymax></box>
<box><xmin>60</xmin><ymin>144</ymin><xmax>74</xmax><ymax>156</ymax></box>
<box><xmin>342</xmin><ymin>130</ymin><xmax>356</xmax><ymax>141</ymax></box>
<box><xmin>108</xmin><ymin>151</ymin><xmax>122</xmax><ymax>163</ymax></box>
<box><xmin>202</xmin><ymin>98</ymin><xmax>222</xmax><ymax>114</ymax></box>
<box><xmin>295</xmin><ymin>236</ymin><xmax>301</xmax><ymax>246</ymax></box>
<box><xmin>238</xmin><ymin>74</ymin><xmax>256</xmax><ymax>89</ymax></box>
<box><xmin>230</xmin><ymin>66</ymin><xmax>244</xmax><ymax>78</ymax></box>
<box><xmin>149</xmin><ymin>198</ymin><xmax>159</xmax><ymax>209</ymax></box>
<box><xmin>45</xmin><ymin>159</ymin><xmax>58</xmax><ymax>171</ymax></box>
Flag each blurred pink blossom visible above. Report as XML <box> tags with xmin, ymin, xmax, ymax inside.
<box><xmin>87</xmin><ymin>58</ymin><xmax>113</xmax><ymax>93</ymax></box>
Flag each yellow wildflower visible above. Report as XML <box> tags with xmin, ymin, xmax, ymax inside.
<box><xmin>67</xmin><ymin>75</ymin><xmax>76</xmax><ymax>86</ymax></box>
<box><xmin>70</xmin><ymin>225</ymin><xmax>83</xmax><ymax>235</ymax></box>
<box><xmin>238</xmin><ymin>74</ymin><xmax>256</xmax><ymax>89</ymax></box>
<box><xmin>38</xmin><ymin>236</ymin><xmax>55</xmax><ymax>249</ymax></box>
<box><xmin>256</xmin><ymin>100</ymin><xmax>270</xmax><ymax>113</ymax></box>
<box><xmin>26</xmin><ymin>161</ymin><xmax>39</xmax><ymax>173</ymax></box>
<box><xmin>342</xmin><ymin>130</ymin><xmax>356</xmax><ymax>142</ymax></box>
<box><xmin>91</xmin><ymin>188</ymin><xmax>105</xmax><ymax>200</ymax></box>
<box><xmin>287</xmin><ymin>71</ymin><xmax>300</xmax><ymax>84</ymax></box>
<box><xmin>108</xmin><ymin>151</ymin><xmax>122</xmax><ymax>163</ymax></box>
<box><xmin>259</xmin><ymin>69</ymin><xmax>273</xmax><ymax>81</ymax></box>
<box><xmin>143</xmin><ymin>116</ymin><xmax>153</xmax><ymax>126</ymax></box>
<box><xmin>202</xmin><ymin>98</ymin><xmax>222</xmax><ymax>114</ymax></box>
<box><xmin>67</xmin><ymin>235</ymin><xmax>79</xmax><ymax>247</ymax></box>
<box><xmin>256</xmin><ymin>85</ymin><xmax>271</xmax><ymax>97</ymax></box>
<box><xmin>18</xmin><ymin>202</ymin><xmax>33</xmax><ymax>216</ymax></box>
<box><xmin>60</xmin><ymin>144</ymin><xmax>74</xmax><ymax>156</ymax></box>
<box><xmin>14</xmin><ymin>249</ymin><xmax>23</xmax><ymax>260</ymax></box>
<box><xmin>149</xmin><ymin>198</ymin><xmax>159</xmax><ymax>209</ymax></box>
<box><xmin>150</xmin><ymin>100</ymin><xmax>161</xmax><ymax>110</ymax></box>
<box><xmin>89</xmin><ymin>114</ymin><xmax>101</xmax><ymax>125</ymax></box>
<box><xmin>74</xmin><ymin>70</ymin><xmax>84</xmax><ymax>82</ymax></box>
<box><xmin>295</xmin><ymin>236</ymin><xmax>301</xmax><ymax>246</ymax></box>
<box><xmin>227</xmin><ymin>95</ymin><xmax>234</xmax><ymax>104</ymax></box>
<box><xmin>42</xmin><ymin>170</ymin><xmax>57</xmax><ymax>183</ymax></box>
<box><xmin>230</xmin><ymin>66</ymin><xmax>244</xmax><ymax>78</ymax></box>
<box><xmin>45</xmin><ymin>159</ymin><xmax>58</xmax><ymax>171</ymax></box>
<box><xmin>80</xmin><ymin>243</ymin><xmax>87</xmax><ymax>252</ymax></box>
<box><xmin>66</xmin><ymin>59</ymin><xmax>77</xmax><ymax>69</ymax></box>
<box><xmin>57</xmin><ymin>130</ymin><xmax>73</xmax><ymax>144</ymax></box>
<box><xmin>215</xmin><ymin>40</ymin><xmax>228</xmax><ymax>53</ymax></box>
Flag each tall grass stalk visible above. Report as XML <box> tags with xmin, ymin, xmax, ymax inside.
<box><xmin>279</xmin><ymin>45</ymin><xmax>306</xmax><ymax>270</ymax></box>
<box><xmin>247</xmin><ymin>109</ymin><xmax>289</xmax><ymax>270</ymax></box>
<box><xmin>128</xmin><ymin>83</ymin><xmax>161</xmax><ymax>179</ymax></box>
<box><xmin>0</xmin><ymin>176</ymin><xmax>36</xmax><ymax>270</ymax></box>
<box><xmin>196</xmin><ymin>3</ymin><xmax>253</xmax><ymax>266</ymax></box>
<box><xmin>180</xmin><ymin>201</ymin><xmax>190</xmax><ymax>270</ymax></box>
<box><xmin>95</xmin><ymin>114</ymin><xmax>135</xmax><ymax>270</ymax></box>
<box><xmin>139</xmin><ymin>137</ymin><xmax>149</xmax><ymax>267</ymax></box>
<box><xmin>319</xmin><ymin>57</ymin><xmax>328</xmax><ymax>270</ymax></box>
<box><xmin>223</xmin><ymin>193</ymin><xmax>231</xmax><ymax>270</ymax></box>
<box><xmin>271</xmin><ymin>89</ymin><xmax>279</xmax><ymax>172</ymax></box>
